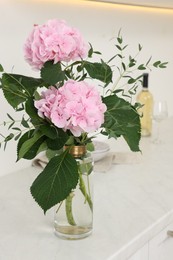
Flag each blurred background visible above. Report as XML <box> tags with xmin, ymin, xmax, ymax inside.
<box><xmin>0</xmin><ymin>0</ymin><xmax>173</xmax><ymax>176</ymax></box>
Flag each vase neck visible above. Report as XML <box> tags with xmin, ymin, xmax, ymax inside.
<box><xmin>64</xmin><ymin>145</ymin><xmax>86</xmax><ymax>158</ymax></box>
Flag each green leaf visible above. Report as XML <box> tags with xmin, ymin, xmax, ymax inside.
<box><xmin>25</xmin><ymin>98</ymin><xmax>43</xmax><ymax>125</ymax></box>
<box><xmin>117</xmin><ymin>37</ymin><xmax>123</xmax><ymax>44</ymax></box>
<box><xmin>1</xmin><ymin>74</ymin><xmax>27</xmax><ymax>108</ymax></box>
<box><xmin>1</xmin><ymin>73</ymin><xmax>43</xmax><ymax>108</ymax></box>
<box><xmin>138</xmin><ymin>44</ymin><xmax>142</xmax><ymax>51</ymax></box>
<box><xmin>153</xmin><ymin>61</ymin><xmax>161</xmax><ymax>67</ymax></box>
<box><xmin>7</xmin><ymin>113</ymin><xmax>14</xmax><ymax>121</ymax></box>
<box><xmin>5</xmin><ymin>133</ymin><xmax>14</xmax><ymax>142</ymax></box>
<box><xmin>12</xmin><ymin>127</ymin><xmax>21</xmax><ymax>131</ymax></box>
<box><xmin>86</xmin><ymin>142</ymin><xmax>94</xmax><ymax>152</ymax></box>
<box><xmin>88</xmin><ymin>43</ymin><xmax>93</xmax><ymax>58</ymax></box>
<box><xmin>41</xmin><ymin>61</ymin><xmax>65</xmax><ymax>85</ymax></box>
<box><xmin>4</xmin><ymin>133</ymin><xmax>14</xmax><ymax>150</ymax></box>
<box><xmin>46</xmin><ymin>132</ymin><xmax>68</xmax><ymax>150</ymax></box>
<box><xmin>128</xmin><ymin>77</ymin><xmax>136</xmax><ymax>84</ymax></box>
<box><xmin>0</xmin><ymin>64</ymin><xmax>4</xmax><ymax>72</ymax></box>
<box><xmin>115</xmin><ymin>44</ymin><xmax>122</xmax><ymax>51</ymax></box>
<box><xmin>117</xmin><ymin>54</ymin><xmax>123</xmax><ymax>59</ymax></box>
<box><xmin>83</xmin><ymin>61</ymin><xmax>112</xmax><ymax>85</ymax></box>
<box><xmin>127</xmin><ymin>75</ymin><xmax>143</xmax><ymax>84</ymax></box>
<box><xmin>14</xmin><ymin>132</ymin><xmax>22</xmax><ymax>141</ymax></box>
<box><xmin>17</xmin><ymin>130</ymin><xmax>45</xmax><ymax>160</ymax></box>
<box><xmin>39</xmin><ymin>123</ymin><xmax>69</xmax><ymax>150</ymax></box>
<box><xmin>159</xmin><ymin>62</ymin><xmax>168</xmax><ymax>68</ymax></box>
<box><xmin>102</xmin><ymin>95</ymin><xmax>141</xmax><ymax>152</ymax></box>
<box><xmin>21</xmin><ymin>117</ymin><xmax>30</xmax><ymax>128</ymax></box>
<box><xmin>122</xmin><ymin>44</ymin><xmax>128</xmax><ymax>50</ymax></box>
<box><xmin>94</xmin><ymin>51</ymin><xmax>101</xmax><ymax>55</ymax></box>
<box><xmin>129</xmin><ymin>57</ymin><xmax>136</xmax><ymax>67</ymax></box>
<box><xmin>122</xmin><ymin>62</ymin><xmax>126</xmax><ymax>71</ymax></box>
<box><xmin>39</xmin><ymin>124</ymin><xmax>59</xmax><ymax>139</ymax></box>
<box><xmin>46</xmin><ymin>129</ymin><xmax>69</xmax><ymax>150</ymax></box>
<box><xmin>138</xmin><ymin>64</ymin><xmax>146</xmax><ymax>70</ymax></box>
<box><xmin>76</xmin><ymin>65</ymin><xmax>83</xmax><ymax>72</ymax></box>
<box><xmin>46</xmin><ymin>148</ymin><xmax>62</xmax><ymax>160</ymax></box>
<box><xmin>30</xmin><ymin>150</ymin><xmax>79</xmax><ymax>213</ymax></box>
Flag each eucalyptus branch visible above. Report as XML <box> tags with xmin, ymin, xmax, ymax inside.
<box><xmin>0</xmin><ymin>114</ymin><xmax>33</xmax><ymax>149</ymax></box>
<box><xmin>106</xmin><ymin>33</ymin><xmax>167</xmax><ymax>99</ymax></box>
<box><xmin>0</xmin><ymin>127</ymin><xmax>32</xmax><ymax>150</ymax></box>
<box><xmin>110</xmin><ymin>46</ymin><xmax>143</xmax><ymax>93</ymax></box>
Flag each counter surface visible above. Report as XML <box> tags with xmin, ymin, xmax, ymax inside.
<box><xmin>0</xmin><ymin>118</ymin><xmax>173</xmax><ymax>260</ymax></box>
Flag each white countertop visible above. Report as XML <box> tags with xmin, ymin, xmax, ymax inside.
<box><xmin>0</xmin><ymin>118</ymin><xmax>173</xmax><ymax>260</ymax></box>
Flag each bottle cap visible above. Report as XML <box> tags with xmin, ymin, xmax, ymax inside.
<box><xmin>143</xmin><ymin>73</ymin><xmax>149</xmax><ymax>88</ymax></box>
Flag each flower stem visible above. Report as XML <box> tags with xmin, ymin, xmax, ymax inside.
<box><xmin>79</xmin><ymin>173</ymin><xmax>93</xmax><ymax>211</ymax></box>
<box><xmin>65</xmin><ymin>192</ymin><xmax>76</xmax><ymax>226</ymax></box>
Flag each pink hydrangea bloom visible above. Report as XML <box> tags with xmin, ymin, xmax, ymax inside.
<box><xmin>34</xmin><ymin>87</ymin><xmax>58</xmax><ymax>119</ymax></box>
<box><xmin>24</xmin><ymin>19</ymin><xmax>89</xmax><ymax>70</ymax></box>
<box><xmin>34</xmin><ymin>80</ymin><xmax>107</xmax><ymax>137</ymax></box>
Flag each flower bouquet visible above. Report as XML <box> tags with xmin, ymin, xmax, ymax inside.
<box><xmin>0</xmin><ymin>19</ymin><xmax>167</xmax><ymax>238</ymax></box>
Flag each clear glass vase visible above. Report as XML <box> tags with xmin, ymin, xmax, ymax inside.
<box><xmin>54</xmin><ymin>145</ymin><xmax>93</xmax><ymax>240</ymax></box>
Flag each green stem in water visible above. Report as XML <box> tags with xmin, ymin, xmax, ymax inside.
<box><xmin>79</xmin><ymin>173</ymin><xmax>93</xmax><ymax>211</ymax></box>
<box><xmin>65</xmin><ymin>192</ymin><xmax>76</xmax><ymax>226</ymax></box>
<box><xmin>65</xmin><ymin>158</ymin><xmax>93</xmax><ymax>226</ymax></box>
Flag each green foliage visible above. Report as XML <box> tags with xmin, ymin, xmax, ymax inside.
<box><xmin>25</xmin><ymin>98</ymin><xmax>43</xmax><ymax>126</ymax></box>
<box><xmin>1</xmin><ymin>73</ymin><xmax>43</xmax><ymax>109</ymax></box>
<box><xmin>0</xmin><ymin>113</ymin><xmax>31</xmax><ymax>150</ymax></box>
<box><xmin>108</xmin><ymin>32</ymin><xmax>168</xmax><ymax>97</ymax></box>
<box><xmin>82</xmin><ymin>60</ymin><xmax>113</xmax><ymax>85</ymax></box>
<box><xmin>17</xmin><ymin>130</ymin><xmax>46</xmax><ymax>160</ymax></box>
<box><xmin>86</xmin><ymin>142</ymin><xmax>95</xmax><ymax>152</ymax></box>
<box><xmin>45</xmin><ymin>130</ymin><xmax>69</xmax><ymax>150</ymax></box>
<box><xmin>0</xmin><ymin>64</ymin><xmax>4</xmax><ymax>72</ymax></box>
<box><xmin>88</xmin><ymin>43</ymin><xmax>101</xmax><ymax>58</ymax></box>
<box><xmin>39</xmin><ymin>123</ymin><xmax>69</xmax><ymax>150</ymax></box>
<box><xmin>153</xmin><ymin>61</ymin><xmax>168</xmax><ymax>68</ymax></box>
<box><xmin>41</xmin><ymin>61</ymin><xmax>65</xmax><ymax>85</ymax></box>
<box><xmin>103</xmin><ymin>95</ymin><xmax>141</xmax><ymax>152</ymax></box>
<box><xmin>30</xmin><ymin>150</ymin><xmax>79</xmax><ymax>213</ymax></box>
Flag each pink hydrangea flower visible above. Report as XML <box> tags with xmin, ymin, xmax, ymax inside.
<box><xmin>34</xmin><ymin>80</ymin><xmax>107</xmax><ymax>137</ymax></box>
<box><xmin>24</xmin><ymin>19</ymin><xmax>89</xmax><ymax>70</ymax></box>
<box><xmin>34</xmin><ymin>87</ymin><xmax>58</xmax><ymax>119</ymax></box>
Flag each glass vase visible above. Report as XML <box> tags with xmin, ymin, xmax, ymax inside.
<box><xmin>54</xmin><ymin>145</ymin><xmax>93</xmax><ymax>240</ymax></box>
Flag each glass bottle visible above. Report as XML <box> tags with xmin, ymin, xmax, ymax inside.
<box><xmin>54</xmin><ymin>145</ymin><xmax>93</xmax><ymax>240</ymax></box>
<box><xmin>137</xmin><ymin>73</ymin><xmax>153</xmax><ymax>136</ymax></box>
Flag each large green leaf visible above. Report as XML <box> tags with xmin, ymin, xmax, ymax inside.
<box><xmin>83</xmin><ymin>61</ymin><xmax>112</xmax><ymax>85</ymax></box>
<box><xmin>102</xmin><ymin>95</ymin><xmax>141</xmax><ymax>152</ymax></box>
<box><xmin>41</xmin><ymin>61</ymin><xmax>65</xmax><ymax>85</ymax></box>
<box><xmin>17</xmin><ymin>130</ymin><xmax>45</xmax><ymax>160</ymax></box>
<box><xmin>39</xmin><ymin>123</ymin><xmax>69</xmax><ymax>150</ymax></box>
<box><xmin>45</xmin><ymin>130</ymin><xmax>69</xmax><ymax>150</ymax></box>
<box><xmin>25</xmin><ymin>98</ymin><xmax>43</xmax><ymax>126</ymax></box>
<box><xmin>1</xmin><ymin>73</ymin><xmax>43</xmax><ymax>108</ymax></box>
<box><xmin>30</xmin><ymin>150</ymin><xmax>79</xmax><ymax>213</ymax></box>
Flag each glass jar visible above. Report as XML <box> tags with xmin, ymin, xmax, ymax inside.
<box><xmin>54</xmin><ymin>145</ymin><xmax>93</xmax><ymax>240</ymax></box>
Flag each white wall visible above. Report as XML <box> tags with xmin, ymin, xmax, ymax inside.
<box><xmin>0</xmin><ymin>0</ymin><xmax>173</xmax><ymax>176</ymax></box>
